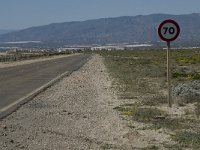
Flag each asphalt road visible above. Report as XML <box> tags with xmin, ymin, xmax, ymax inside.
<box><xmin>0</xmin><ymin>54</ymin><xmax>90</xmax><ymax>110</ymax></box>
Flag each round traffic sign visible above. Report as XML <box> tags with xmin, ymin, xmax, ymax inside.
<box><xmin>158</xmin><ymin>19</ymin><xmax>180</xmax><ymax>42</ymax></box>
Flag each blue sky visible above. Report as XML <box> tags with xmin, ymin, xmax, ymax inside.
<box><xmin>0</xmin><ymin>0</ymin><xmax>199</xmax><ymax>29</ymax></box>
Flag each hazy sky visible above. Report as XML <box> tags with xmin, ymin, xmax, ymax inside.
<box><xmin>0</xmin><ymin>0</ymin><xmax>199</xmax><ymax>29</ymax></box>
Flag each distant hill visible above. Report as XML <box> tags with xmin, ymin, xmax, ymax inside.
<box><xmin>0</xmin><ymin>29</ymin><xmax>14</xmax><ymax>35</ymax></box>
<box><xmin>0</xmin><ymin>13</ymin><xmax>200</xmax><ymax>46</ymax></box>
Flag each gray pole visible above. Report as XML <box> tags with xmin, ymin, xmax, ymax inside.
<box><xmin>167</xmin><ymin>41</ymin><xmax>172</xmax><ymax>107</ymax></box>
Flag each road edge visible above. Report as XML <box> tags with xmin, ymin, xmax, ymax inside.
<box><xmin>0</xmin><ymin>54</ymin><xmax>92</xmax><ymax>120</ymax></box>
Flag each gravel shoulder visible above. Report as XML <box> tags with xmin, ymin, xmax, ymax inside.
<box><xmin>0</xmin><ymin>55</ymin><xmax>133</xmax><ymax>150</ymax></box>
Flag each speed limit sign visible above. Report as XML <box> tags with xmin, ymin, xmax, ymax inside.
<box><xmin>158</xmin><ymin>19</ymin><xmax>180</xmax><ymax>42</ymax></box>
<box><xmin>157</xmin><ymin>19</ymin><xmax>180</xmax><ymax>108</ymax></box>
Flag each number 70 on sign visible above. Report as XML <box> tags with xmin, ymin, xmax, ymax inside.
<box><xmin>158</xmin><ymin>19</ymin><xmax>180</xmax><ymax>42</ymax></box>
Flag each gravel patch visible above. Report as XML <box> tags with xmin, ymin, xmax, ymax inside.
<box><xmin>172</xmin><ymin>80</ymin><xmax>200</xmax><ymax>97</ymax></box>
<box><xmin>172</xmin><ymin>80</ymin><xmax>200</xmax><ymax>105</ymax></box>
<box><xmin>0</xmin><ymin>55</ymin><xmax>131</xmax><ymax>150</ymax></box>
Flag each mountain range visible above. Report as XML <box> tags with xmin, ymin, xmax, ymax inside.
<box><xmin>0</xmin><ymin>13</ymin><xmax>200</xmax><ymax>47</ymax></box>
<box><xmin>0</xmin><ymin>29</ymin><xmax>14</xmax><ymax>35</ymax></box>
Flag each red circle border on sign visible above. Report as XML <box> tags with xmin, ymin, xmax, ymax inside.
<box><xmin>158</xmin><ymin>19</ymin><xmax>180</xmax><ymax>42</ymax></box>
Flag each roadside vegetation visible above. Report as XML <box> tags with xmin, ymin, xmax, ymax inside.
<box><xmin>98</xmin><ymin>49</ymin><xmax>200</xmax><ymax>149</ymax></box>
<box><xmin>0</xmin><ymin>51</ymin><xmax>72</xmax><ymax>62</ymax></box>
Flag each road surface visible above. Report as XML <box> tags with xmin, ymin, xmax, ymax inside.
<box><xmin>0</xmin><ymin>54</ymin><xmax>90</xmax><ymax>110</ymax></box>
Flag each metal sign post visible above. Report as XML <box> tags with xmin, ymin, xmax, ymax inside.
<box><xmin>167</xmin><ymin>41</ymin><xmax>172</xmax><ymax>107</ymax></box>
<box><xmin>158</xmin><ymin>19</ymin><xmax>180</xmax><ymax>107</ymax></box>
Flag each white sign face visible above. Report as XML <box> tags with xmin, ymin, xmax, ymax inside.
<box><xmin>158</xmin><ymin>19</ymin><xmax>180</xmax><ymax>42</ymax></box>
